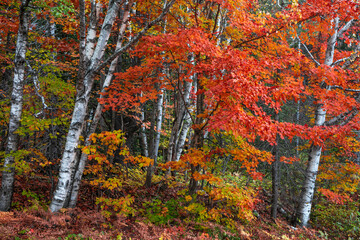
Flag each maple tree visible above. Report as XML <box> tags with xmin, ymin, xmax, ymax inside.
<box><xmin>104</xmin><ymin>0</ymin><xmax>305</xmax><ymax>187</ymax></box>
<box><xmin>102</xmin><ymin>0</ymin><xmax>360</xmax><ymax>227</ymax></box>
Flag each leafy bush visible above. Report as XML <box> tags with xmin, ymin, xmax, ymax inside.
<box><xmin>312</xmin><ymin>198</ymin><xmax>360</xmax><ymax>238</ymax></box>
<box><xmin>96</xmin><ymin>195</ymin><xmax>136</xmax><ymax>219</ymax></box>
<box><xmin>142</xmin><ymin>198</ymin><xmax>181</xmax><ymax>225</ymax></box>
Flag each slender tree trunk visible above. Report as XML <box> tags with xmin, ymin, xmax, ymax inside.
<box><xmin>296</xmin><ymin>145</ymin><xmax>322</xmax><ymax>224</ymax></box>
<box><xmin>67</xmin><ymin>0</ymin><xmax>174</xmax><ymax>206</ymax></box>
<box><xmin>145</xmin><ymin>32</ymin><xmax>168</xmax><ymax>186</ymax></box>
<box><xmin>295</xmin><ymin>106</ymin><xmax>326</xmax><ymax>226</ymax></box>
<box><xmin>140</xmin><ymin>99</ymin><xmax>149</xmax><ymax>157</ymax></box>
<box><xmin>271</xmin><ymin>113</ymin><xmax>280</xmax><ymax>219</ymax></box>
<box><xmin>174</xmin><ymin>107</ymin><xmax>192</xmax><ymax>161</ymax></box>
<box><xmin>152</xmin><ymin>88</ymin><xmax>164</xmax><ymax>160</ymax></box>
<box><xmin>167</xmin><ymin>61</ymin><xmax>194</xmax><ymax>163</ymax></box>
<box><xmin>0</xmin><ymin>0</ymin><xmax>31</xmax><ymax>211</ymax></box>
<box><xmin>174</xmin><ymin>80</ymin><xmax>194</xmax><ymax>162</ymax></box>
<box><xmin>166</xmin><ymin>92</ymin><xmax>184</xmax><ymax>162</ymax></box>
<box><xmin>145</xmin><ymin>86</ymin><xmax>164</xmax><ymax>187</ymax></box>
<box><xmin>173</xmin><ymin>79</ymin><xmax>192</xmax><ymax>154</ymax></box>
<box><xmin>67</xmin><ymin>1</ymin><xmax>132</xmax><ymax>208</ymax></box>
<box><xmin>50</xmin><ymin>0</ymin><xmax>122</xmax><ymax>212</ymax></box>
<box><xmin>50</xmin><ymin>0</ymin><xmax>174</xmax><ymax>211</ymax></box>
<box><xmin>188</xmin><ymin>76</ymin><xmax>204</xmax><ymax>195</ymax></box>
<box><xmin>295</xmin><ymin>17</ymin><xmax>349</xmax><ymax>226</ymax></box>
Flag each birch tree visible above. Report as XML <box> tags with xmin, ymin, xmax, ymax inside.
<box><xmin>166</xmin><ymin>76</ymin><xmax>193</xmax><ymax>163</ymax></box>
<box><xmin>145</xmin><ymin>84</ymin><xmax>165</xmax><ymax>187</ymax></box>
<box><xmin>66</xmin><ymin>1</ymin><xmax>133</xmax><ymax>208</ymax></box>
<box><xmin>50</xmin><ymin>0</ymin><xmax>175</xmax><ymax>212</ymax></box>
<box><xmin>296</xmin><ymin>17</ymin><xmax>358</xmax><ymax>227</ymax></box>
<box><xmin>139</xmin><ymin>95</ymin><xmax>149</xmax><ymax>158</ymax></box>
<box><xmin>0</xmin><ymin>0</ymin><xmax>31</xmax><ymax>211</ymax></box>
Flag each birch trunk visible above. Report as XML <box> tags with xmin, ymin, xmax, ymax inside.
<box><xmin>295</xmin><ymin>17</ymin><xmax>348</xmax><ymax>227</ymax></box>
<box><xmin>65</xmin><ymin>0</ymin><xmax>174</xmax><ymax>207</ymax></box>
<box><xmin>50</xmin><ymin>0</ymin><xmax>122</xmax><ymax>212</ymax></box>
<box><xmin>66</xmin><ymin>1</ymin><xmax>133</xmax><ymax>209</ymax></box>
<box><xmin>295</xmin><ymin>106</ymin><xmax>326</xmax><ymax>226</ymax></box>
<box><xmin>140</xmin><ymin>101</ymin><xmax>149</xmax><ymax>158</ymax></box>
<box><xmin>167</xmin><ymin>65</ymin><xmax>193</xmax><ymax>163</ymax></box>
<box><xmin>151</xmin><ymin>88</ymin><xmax>164</xmax><ymax>160</ymax></box>
<box><xmin>0</xmin><ymin>0</ymin><xmax>31</xmax><ymax>211</ymax></box>
<box><xmin>145</xmin><ymin>87</ymin><xmax>164</xmax><ymax>187</ymax></box>
<box><xmin>174</xmin><ymin>79</ymin><xmax>194</xmax><ymax>162</ymax></box>
<box><xmin>67</xmin><ymin>44</ymin><xmax>123</xmax><ymax>208</ymax></box>
<box><xmin>174</xmin><ymin>106</ymin><xmax>192</xmax><ymax>162</ymax></box>
<box><xmin>166</xmin><ymin>95</ymin><xmax>184</xmax><ymax>162</ymax></box>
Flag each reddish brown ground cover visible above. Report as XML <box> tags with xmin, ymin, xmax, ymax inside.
<box><xmin>0</xmin><ymin>175</ymin><xmax>324</xmax><ymax>240</ymax></box>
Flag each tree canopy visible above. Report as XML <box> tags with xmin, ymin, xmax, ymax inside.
<box><xmin>0</xmin><ymin>0</ymin><xmax>360</xmax><ymax>239</ymax></box>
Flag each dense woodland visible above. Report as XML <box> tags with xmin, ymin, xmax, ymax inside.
<box><xmin>0</xmin><ymin>0</ymin><xmax>360</xmax><ymax>239</ymax></box>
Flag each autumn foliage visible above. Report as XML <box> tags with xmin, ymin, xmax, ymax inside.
<box><xmin>0</xmin><ymin>0</ymin><xmax>360</xmax><ymax>239</ymax></box>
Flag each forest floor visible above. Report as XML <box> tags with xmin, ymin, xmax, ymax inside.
<box><xmin>0</xmin><ymin>175</ymin><xmax>326</xmax><ymax>240</ymax></box>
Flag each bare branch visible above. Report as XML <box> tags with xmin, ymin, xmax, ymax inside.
<box><xmin>94</xmin><ymin>0</ymin><xmax>175</xmax><ymax>73</ymax></box>
<box><xmin>325</xmin><ymin>91</ymin><xmax>360</xmax><ymax>126</ymax></box>
<box><xmin>331</xmin><ymin>57</ymin><xmax>349</xmax><ymax>67</ymax></box>
<box><xmin>26</xmin><ymin>60</ymin><xmax>48</xmax><ymax>118</ymax></box>
<box><xmin>342</xmin><ymin>43</ymin><xmax>360</xmax><ymax>69</ymax></box>
<box><xmin>297</xmin><ymin>37</ymin><xmax>320</xmax><ymax>66</ymax></box>
<box><xmin>325</xmin><ymin>109</ymin><xmax>356</xmax><ymax>126</ymax></box>
<box><xmin>330</xmin><ymin>85</ymin><xmax>360</xmax><ymax>92</ymax></box>
<box><xmin>326</xmin><ymin>20</ymin><xmax>356</xmax><ymax>68</ymax></box>
<box><xmin>337</xmin><ymin>19</ymin><xmax>354</xmax><ymax>37</ymax></box>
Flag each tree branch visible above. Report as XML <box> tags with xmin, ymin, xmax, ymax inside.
<box><xmin>331</xmin><ymin>57</ymin><xmax>349</xmax><ymax>67</ymax></box>
<box><xmin>94</xmin><ymin>0</ymin><xmax>175</xmax><ymax>73</ymax></box>
<box><xmin>26</xmin><ymin>60</ymin><xmax>48</xmax><ymax>117</ymax></box>
<box><xmin>342</xmin><ymin>43</ymin><xmax>360</xmax><ymax>69</ymax></box>
<box><xmin>337</xmin><ymin>19</ymin><xmax>354</xmax><ymax>38</ymax></box>
<box><xmin>330</xmin><ymin>85</ymin><xmax>360</xmax><ymax>92</ymax></box>
<box><xmin>298</xmin><ymin>38</ymin><xmax>320</xmax><ymax>66</ymax></box>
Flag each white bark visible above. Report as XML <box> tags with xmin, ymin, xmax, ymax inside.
<box><xmin>150</xmin><ymin>20</ymin><xmax>167</xmax><ymax>162</ymax></box>
<box><xmin>174</xmin><ymin>79</ymin><xmax>194</xmax><ymax>161</ymax></box>
<box><xmin>50</xmin><ymin>0</ymin><xmax>122</xmax><ymax>212</ymax></box>
<box><xmin>173</xmin><ymin>52</ymin><xmax>196</xmax><ymax>162</ymax></box>
<box><xmin>84</xmin><ymin>0</ymin><xmax>101</xmax><ymax>63</ymax></box>
<box><xmin>68</xmin><ymin>16</ymin><xmax>129</xmax><ymax>206</ymax></box>
<box><xmin>296</xmin><ymin>107</ymin><xmax>326</xmax><ymax>226</ymax></box>
<box><xmin>140</xmin><ymin>93</ymin><xmax>149</xmax><ymax>157</ymax></box>
<box><xmin>296</xmin><ymin>17</ymin><xmax>354</xmax><ymax>227</ymax></box>
<box><xmin>67</xmin><ymin>0</ymin><xmax>173</xmax><ymax>207</ymax></box>
<box><xmin>145</xmin><ymin>86</ymin><xmax>164</xmax><ymax>187</ymax></box>
<box><xmin>167</xmin><ymin>64</ymin><xmax>194</xmax><ymax>163</ymax></box>
<box><xmin>167</xmin><ymin>86</ymin><xmax>186</xmax><ymax>162</ymax></box>
<box><xmin>152</xmin><ymin>88</ymin><xmax>164</xmax><ymax>160</ymax></box>
<box><xmin>67</xmin><ymin>0</ymin><xmax>133</xmax><ymax>209</ymax></box>
<box><xmin>95</xmin><ymin>0</ymin><xmax>175</xmax><ymax>72</ymax></box>
<box><xmin>0</xmin><ymin>0</ymin><xmax>31</xmax><ymax>211</ymax></box>
<box><xmin>26</xmin><ymin>61</ymin><xmax>48</xmax><ymax>117</ymax></box>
